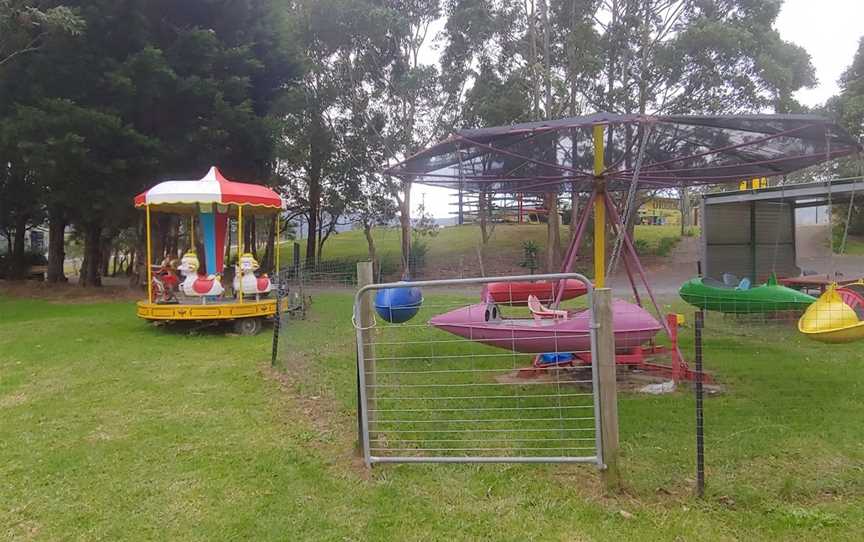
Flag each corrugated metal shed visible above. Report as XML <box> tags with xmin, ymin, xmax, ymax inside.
<box><xmin>701</xmin><ymin>179</ymin><xmax>864</xmax><ymax>281</ymax></box>
<box><xmin>702</xmin><ymin>201</ymin><xmax>797</xmax><ymax>282</ymax></box>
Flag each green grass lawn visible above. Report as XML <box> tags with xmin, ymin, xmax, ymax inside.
<box><xmin>838</xmin><ymin>235</ymin><xmax>864</xmax><ymax>255</ymax></box>
<box><xmin>282</xmin><ymin>223</ymin><xmax>689</xmax><ymax>268</ymax></box>
<box><xmin>2</xmin><ymin>292</ymin><xmax>862</xmax><ymax>540</ymax></box>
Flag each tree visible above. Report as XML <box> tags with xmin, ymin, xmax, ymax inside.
<box><xmin>376</xmin><ymin>0</ymin><xmax>455</xmax><ymax>275</ymax></box>
<box><xmin>0</xmin><ymin>0</ymin><xmax>300</xmax><ymax>285</ymax></box>
<box><xmin>278</xmin><ymin>0</ymin><xmax>391</xmax><ymax>266</ymax></box>
<box><xmin>344</xmin><ymin>107</ymin><xmax>398</xmax><ymax>275</ymax></box>
<box><xmin>4</xmin><ymin>99</ymin><xmax>158</xmax><ymax>285</ymax></box>
<box><xmin>830</xmin><ymin>36</ymin><xmax>864</xmax><ymax>141</ymax></box>
<box><xmin>0</xmin><ymin>0</ymin><xmax>83</xmax><ymax>67</ymax></box>
<box><xmin>0</xmin><ymin>1</ymin><xmax>83</xmax><ymax>279</ymax></box>
<box><xmin>827</xmin><ymin>37</ymin><xmax>864</xmax><ymax>238</ymax></box>
<box><xmin>441</xmin><ymin>0</ymin><xmax>818</xmax><ymax>271</ymax></box>
<box><xmin>353</xmin><ymin>176</ymin><xmax>398</xmax><ymax>276</ymax></box>
<box><xmin>0</xmin><ymin>153</ymin><xmax>43</xmax><ymax>278</ymax></box>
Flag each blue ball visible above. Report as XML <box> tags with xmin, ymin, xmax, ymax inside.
<box><xmin>375</xmin><ymin>285</ymin><xmax>423</xmax><ymax>323</ymax></box>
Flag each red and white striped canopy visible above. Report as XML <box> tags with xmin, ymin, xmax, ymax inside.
<box><xmin>134</xmin><ymin>166</ymin><xmax>283</xmax><ymax>211</ymax></box>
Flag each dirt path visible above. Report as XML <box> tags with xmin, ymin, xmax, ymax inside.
<box><xmin>608</xmin><ymin>235</ymin><xmax>700</xmax><ymax>295</ymax></box>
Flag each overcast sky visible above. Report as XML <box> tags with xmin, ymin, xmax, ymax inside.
<box><xmin>414</xmin><ymin>0</ymin><xmax>864</xmax><ymax>218</ymax></box>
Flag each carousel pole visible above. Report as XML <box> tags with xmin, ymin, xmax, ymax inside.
<box><xmin>275</xmin><ymin>211</ymin><xmax>280</xmax><ymax>277</ymax></box>
<box><xmin>190</xmin><ymin>213</ymin><xmax>195</xmax><ymax>250</ymax></box>
<box><xmin>146</xmin><ymin>204</ymin><xmax>153</xmax><ymax>303</ymax></box>
<box><xmin>238</xmin><ymin>205</ymin><xmax>244</xmax><ymax>304</ymax></box>
<box><xmin>593</xmin><ymin>124</ymin><xmax>606</xmax><ymax>288</ymax></box>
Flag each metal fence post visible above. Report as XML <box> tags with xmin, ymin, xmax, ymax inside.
<box><xmin>356</xmin><ymin>262</ymin><xmax>376</xmax><ymax>461</ymax></box>
<box><xmin>271</xmin><ymin>285</ymin><xmax>282</xmax><ymax>368</ymax></box>
<box><xmin>695</xmin><ymin>310</ymin><xmax>706</xmax><ymax>497</ymax></box>
<box><xmin>594</xmin><ymin>288</ymin><xmax>621</xmax><ymax>491</ymax></box>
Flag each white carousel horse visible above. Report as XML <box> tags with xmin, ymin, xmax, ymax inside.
<box><xmin>233</xmin><ymin>253</ymin><xmax>273</xmax><ymax>299</ymax></box>
<box><xmin>177</xmin><ymin>252</ymin><xmax>224</xmax><ymax>302</ymax></box>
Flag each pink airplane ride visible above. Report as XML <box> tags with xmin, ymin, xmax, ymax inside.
<box><xmin>428</xmin><ymin>296</ymin><xmax>662</xmax><ymax>354</ymax></box>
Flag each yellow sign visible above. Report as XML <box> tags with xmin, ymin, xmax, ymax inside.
<box><xmin>739</xmin><ymin>177</ymin><xmax>768</xmax><ymax>191</ymax></box>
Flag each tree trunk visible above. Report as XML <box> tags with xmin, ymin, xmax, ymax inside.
<box><xmin>261</xmin><ymin>218</ymin><xmax>275</xmax><ymax>274</ymax></box>
<box><xmin>305</xmin><ymin>207</ymin><xmax>318</xmax><ymax>267</ymax></box>
<box><xmin>224</xmin><ymin>219</ymin><xmax>233</xmax><ymax>269</ymax></box>
<box><xmin>152</xmin><ymin>215</ymin><xmax>167</xmax><ymax>263</ymax></box>
<box><xmin>100</xmin><ymin>236</ymin><xmax>112</xmax><ymax>278</ymax></box>
<box><xmin>112</xmin><ymin>246</ymin><xmax>120</xmax><ymax>276</ymax></box>
<box><xmin>399</xmin><ymin>179</ymin><xmax>412</xmax><ymax>276</ymax></box>
<box><xmin>305</xmin><ymin>109</ymin><xmax>325</xmax><ymax>267</ymax></box>
<box><xmin>132</xmin><ymin>217</ymin><xmax>145</xmax><ymax>287</ymax></box>
<box><xmin>249</xmin><ymin>219</ymin><xmax>258</xmax><ymax>259</ymax></box>
<box><xmin>526</xmin><ymin>0</ymin><xmax>540</xmax><ymax>118</ymax></box>
<box><xmin>479</xmin><ymin>189</ymin><xmax>488</xmax><ymax>245</ymax></box>
<box><xmin>570</xmin><ymin>186</ymin><xmax>580</xmax><ymax>240</ymax></box>
<box><xmin>364</xmin><ymin>224</ymin><xmax>378</xmax><ymax>278</ymax></box>
<box><xmin>538</xmin><ymin>0</ymin><xmax>553</xmax><ymax>118</ymax></box>
<box><xmin>315</xmin><ymin>214</ymin><xmax>323</xmax><ymax>264</ymax></box>
<box><xmin>241</xmin><ymin>217</ymin><xmax>250</xmax><ymax>254</ymax></box>
<box><xmin>8</xmin><ymin>214</ymin><xmax>28</xmax><ymax>279</ymax></box>
<box><xmin>545</xmin><ymin>192</ymin><xmax>562</xmax><ymax>272</ymax></box>
<box><xmin>680</xmin><ymin>187</ymin><xmax>690</xmax><ymax>235</ymax></box>
<box><xmin>606</xmin><ymin>0</ymin><xmax>619</xmax><ymax>112</ymax></box>
<box><xmin>168</xmin><ymin>218</ymin><xmax>179</xmax><ymax>260</ymax></box>
<box><xmin>79</xmin><ymin>223</ymin><xmax>103</xmax><ymax>287</ymax></box>
<box><xmin>47</xmin><ymin>211</ymin><xmax>67</xmax><ymax>283</ymax></box>
<box><xmin>126</xmin><ymin>216</ymin><xmax>147</xmax><ymax>288</ymax></box>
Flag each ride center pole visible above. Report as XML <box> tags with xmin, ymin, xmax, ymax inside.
<box><xmin>146</xmin><ymin>204</ymin><xmax>153</xmax><ymax>303</ymax></box>
<box><xmin>593</xmin><ymin>124</ymin><xmax>606</xmax><ymax>288</ymax></box>
<box><xmin>238</xmin><ymin>205</ymin><xmax>244</xmax><ymax>304</ymax></box>
<box><xmin>190</xmin><ymin>213</ymin><xmax>195</xmax><ymax>249</ymax></box>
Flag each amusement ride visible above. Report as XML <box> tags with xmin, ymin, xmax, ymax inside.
<box><xmin>134</xmin><ymin>166</ymin><xmax>286</xmax><ymax>335</ymax></box>
<box><xmin>380</xmin><ymin>113</ymin><xmax>862</xmax><ymax>377</ymax></box>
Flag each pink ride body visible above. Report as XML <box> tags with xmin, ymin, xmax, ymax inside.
<box><xmin>429</xmin><ymin>300</ymin><xmax>661</xmax><ymax>354</ymax></box>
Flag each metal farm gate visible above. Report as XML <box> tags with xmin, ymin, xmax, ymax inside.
<box><xmin>353</xmin><ymin>272</ymin><xmax>608</xmax><ymax>466</ymax></box>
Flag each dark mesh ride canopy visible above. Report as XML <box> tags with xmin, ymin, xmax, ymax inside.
<box><xmin>385</xmin><ymin>112</ymin><xmax>861</xmax><ymax>193</ymax></box>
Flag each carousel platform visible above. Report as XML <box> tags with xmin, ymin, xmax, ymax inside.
<box><xmin>136</xmin><ymin>297</ymin><xmax>287</xmax><ymax>321</ymax></box>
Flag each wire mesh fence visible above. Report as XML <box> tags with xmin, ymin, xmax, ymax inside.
<box><xmin>353</xmin><ymin>273</ymin><xmax>605</xmax><ymax>465</ymax></box>
<box><xmin>269</xmin><ymin>245</ymin><xmax>864</xmax><ymax>496</ymax></box>
<box><xmin>276</xmin><ymin>238</ymin><xmax>575</xmax><ymax>288</ymax></box>
<box><xmin>672</xmin><ymin>277</ymin><xmax>864</xmax><ymax>499</ymax></box>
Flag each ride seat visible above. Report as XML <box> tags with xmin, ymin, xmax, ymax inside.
<box><xmin>736</xmin><ymin>278</ymin><xmax>751</xmax><ymax>291</ymax></box>
<box><xmin>722</xmin><ymin>273</ymin><xmax>739</xmax><ymax>287</ymax></box>
<box><xmin>527</xmin><ymin>295</ymin><xmax>568</xmax><ymax>321</ymax></box>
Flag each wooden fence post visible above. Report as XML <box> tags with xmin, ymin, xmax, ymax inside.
<box><xmin>356</xmin><ymin>261</ymin><xmax>377</xmax><ymax>454</ymax></box>
<box><xmin>594</xmin><ymin>288</ymin><xmax>621</xmax><ymax>491</ymax></box>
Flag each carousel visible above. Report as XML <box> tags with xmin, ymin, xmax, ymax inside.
<box><xmin>134</xmin><ymin>166</ymin><xmax>286</xmax><ymax>335</ymax></box>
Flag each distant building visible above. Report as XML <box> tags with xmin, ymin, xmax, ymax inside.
<box><xmin>639</xmin><ymin>197</ymin><xmax>680</xmax><ymax>225</ymax></box>
<box><xmin>0</xmin><ymin>225</ymin><xmax>49</xmax><ymax>255</ymax></box>
<box><xmin>449</xmin><ymin>192</ymin><xmax>561</xmax><ymax>225</ymax></box>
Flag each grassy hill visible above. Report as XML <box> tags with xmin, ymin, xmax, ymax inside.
<box><xmin>282</xmin><ymin>224</ymin><xmax>692</xmax><ymax>278</ymax></box>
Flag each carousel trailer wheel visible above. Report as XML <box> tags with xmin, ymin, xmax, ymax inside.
<box><xmin>233</xmin><ymin>317</ymin><xmax>263</xmax><ymax>336</ymax></box>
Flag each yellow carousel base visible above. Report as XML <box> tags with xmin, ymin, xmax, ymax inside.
<box><xmin>137</xmin><ymin>298</ymin><xmax>287</xmax><ymax>321</ymax></box>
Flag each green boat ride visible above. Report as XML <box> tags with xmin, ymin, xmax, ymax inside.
<box><xmin>679</xmin><ymin>274</ymin><xmax>817</xmax><ymax>314</ymax></box>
